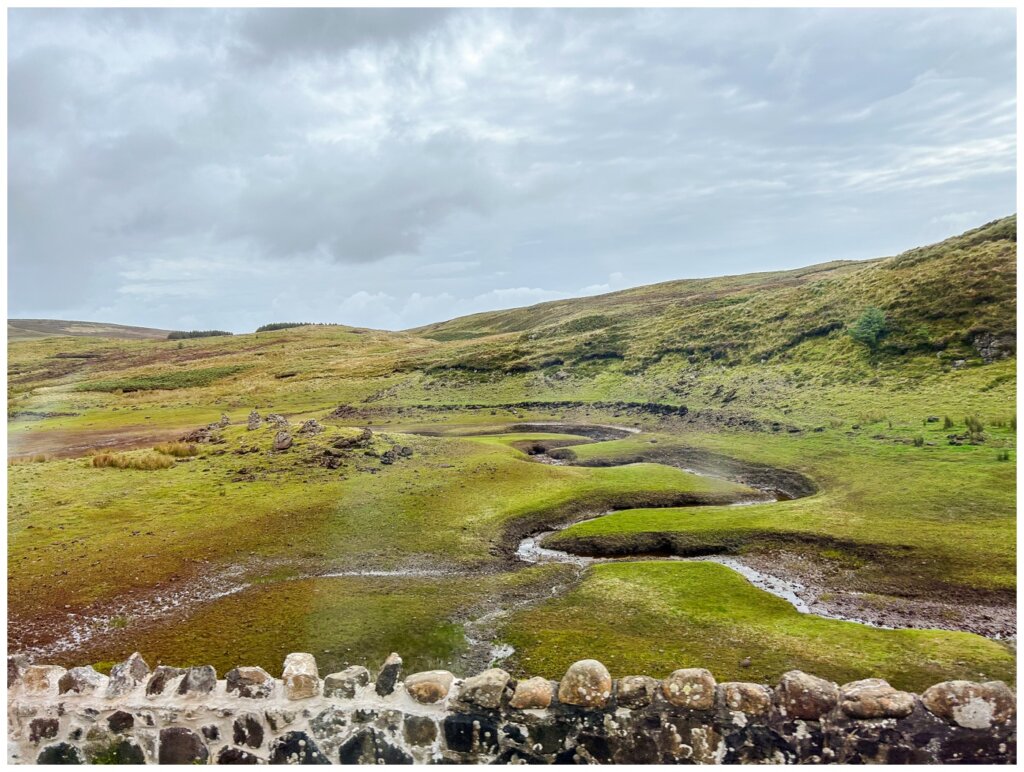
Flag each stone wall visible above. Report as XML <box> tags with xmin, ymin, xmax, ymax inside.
<box><xmin>7</xmin><ymin>653</ymin><xmax>1016</xmax><ymax>764</ymax></box>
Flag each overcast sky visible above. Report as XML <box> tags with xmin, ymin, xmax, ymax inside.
<box><xmin>8</xmin><ymin>7</ymin><xmax>1016</xmax><ymax>332</ymax></box>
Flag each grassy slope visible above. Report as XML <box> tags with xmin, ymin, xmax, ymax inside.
<box><xmin>8</xmin><ymin>319</ymin><xmax>172</xmax><ymax>341</ymax></box>
<box><xmin>6</xmin><ymin>217</ymin><xmax>1016</xmax><ymax>684</ymax></box>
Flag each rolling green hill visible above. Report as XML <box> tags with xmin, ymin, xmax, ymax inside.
<box><xmin>8</xmin><ymin>318</ymin><xmax>172</xmax><ymax>342</ymax></box>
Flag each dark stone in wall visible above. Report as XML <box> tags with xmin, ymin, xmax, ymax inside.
<box><xmin>158</xmin><ymin>727</ymin><xmax>209</xmax><ymax>765</ymax></box>
<box><xmin>403</xmin><ymin>715</ymin><xmax>437</xmax><ymax>747</ymax></box>
<box><xmin>216</xmin><ymin>747</ymin><xmax>261</xmax><ymax>764</ymax></box>
<box><xmin>338</xmin><ymin>728</ymin><xmax>413</xmax><ymax>765</ymax></box>
<box><xmin>29</xmin><ymin>718</ymin><xmax>59</xmax><ymax>744</ymax></box>
<box><xmin>444</xmin><ymin>714</ymin><xmax>500</xmax><ymax>755</ymax></box>
<box><xmin>89</xmin><ymin>739</ymin><xmax>145</xmax><ymax>764</ymax></box>
<box><xmin>270</xmin><ymin>731</ymin><xmax>329</xmax><ymax>764</ymax></box>
<box><xmin>233</xmin><ymin>714</ymin><xmax>264</xmax><ymax>749</ymax></box>
<box><xmin>106</xmin><ymin>710</ymin><xmax>133</xmax><ymax>733</ymax></box>
<box><xmin>37</xmin><ymin>743</ymin><xmax>83</xmax><ymax>764</ymax></box>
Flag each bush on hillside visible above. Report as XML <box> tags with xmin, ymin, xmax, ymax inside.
<box><xmin>849</xmin><ymin>307</ymin><xmax>888</xmax><ymax>350</ymax></box>
<box><xmin>154</xmin><ymin>442</ymin><xmax>198</xmax><ymax>457</ymax></box>
<box><xmin>255</xmin><ymin>322</ymin><xmax>312</xmax><ymax>333</ymax></box>
<box><xmin>91</xmin><ymin>452</ymin><xmax>175</xmax><ymax>470</ymax></box>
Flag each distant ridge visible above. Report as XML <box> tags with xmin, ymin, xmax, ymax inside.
<box><xmin>7</xmin><ymin>319</ymin><xmax>171</xmax><ymax>341</ymax></box>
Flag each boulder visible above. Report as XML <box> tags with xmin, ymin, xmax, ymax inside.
<box><xmin>459</xmin><ymin>667</ymin><xmax>512</xmax><ymax>710</ymax></box>
<box><xmin>380</xmin><ymin>450</ymin><xmax>396</xmax><ymax>465</ymax></box>
<box><xmin>509</xmin><ymin>676</ymin><xmax>554</xmax><ymax>709</ymax></box>
<box><xmin>921</xmin><ymin>680</ymin><xmax>1016</xmax><ymax>729</ymax></box>
<box><xmin>399</xmin><ymin>446</ymin><xmax>414</xmax><ymax>457</ymax></box>
<box><xmin>247</xmin><ymin>410</ymin><xmax>261</xmax><ymax>430</ymax></box>
<box><xmin>616</xmin><ymin>675</ymin><xmax>660</xmax><ymax>709</ymax></box>
<box><xmin>324</xmin><ymin>666</ymin><xmax>371</xmax><ymax>699</ymax></box>
<box><xmin>58</xmin><ymin>665</ymin><xmax>107</xmax><ymax>695</ymax></box>
<box><xmin>558</xmin><ymin>660</ymin><xmax>612</xmax><ymax>709</ymax></box>
<box><xmin>177</xmin><ymin>665</ymin><xmax>217</xmax><ymax>695</ymax></box>
<box><xmin>405</xmin><ymin>670</ymin><xmax>455</xmax><ymax>704</ymax></box>
<box><xmin>273</xmin><ymin>430</ymin><xmax>293</xmax><ymax>451</ymax></box>
<box><xmin>721</xmin><ymin>682</ymin><xmax>773</xmax><ymax>715</ymax></box>
<box><xmin>375</xmin><ymin>652</ymin><xmax>403</xmax><ymax>697</ymax></box>
<box><xmin>21</xmin><ymin>665</ymin><xmax>67</xmax><ymax>695</ymax></box>
<box><xmin>775</xmin><ymin>670</ymin><xmax>839</xmax><ymax>720</ymax></box>
<box><xmin>299</xmin><ymin>419</ymin><xmax>324</xmax><ymax>435</ymax></box>
<box><xmin>146</xmin><ymin>665</ymin><xmax>186</xmax><ymax>696</ymax></box>
<box><xmin>282</xmin><ymin>653</ymin><xmax>319</xmax><ymax>700</ymax></box>
<box><xmin>840</xmin><ymin>678</ymin><xmax>915</xmax><ymax>719</ymax></box>
<box><xmin>662</xmin><ymin>668</ymin><xmax>717</xmax><ymax>710</ymax></box>
<box><xmin>226</xmin><ymin>666</ymin><xmax>275</xmax><ymax>699</ymax></box>
<box><xmin>107</xmin><ymin>652</ymin><xmax>149</xmax><ymax>698</ymax></box>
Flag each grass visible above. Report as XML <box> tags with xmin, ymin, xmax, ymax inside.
<box><xmin>90</xmin><ymin>451</ymin><xmax>175</xmax><ymax>470</ymax></box>
<box><xmin>74</xmin><ymin>365</ymin><xmax>247</xmax><ymax>393</ymax></box>
<box><xmin>153</xmin><ymin>441</ymin><xmax>198</xmax><ymax>457</ymax></box>
<box><xmin>498</xmin><ymin>561</ymin><xmax>1014</xmax><ymax>692</ymax></box>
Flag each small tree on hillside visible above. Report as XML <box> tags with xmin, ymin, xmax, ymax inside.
<box><xmin>849</xmin><ymin>307</ymin><xmax>888</xmax><ymax>350</ymax></box>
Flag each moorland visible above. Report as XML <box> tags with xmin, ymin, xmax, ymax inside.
<box><xmin>7</xmin><ymin>216</ymin><xmax>1016</xmax><ymax>691</ymax></box>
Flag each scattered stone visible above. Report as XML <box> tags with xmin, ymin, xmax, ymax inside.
<box><xmin>662</xmin><ymin>668</ymin><xmax>716</xmax><ymax>710</ymax></box>
<box><xmin>146</xmin><ymin>666</ymin><xmax>185</xmax><ymax>696</ymax></box>
<box><xmin>177</xmin><ymin>665</ymin><xmax>217</xmax><ymax>695</ymax></box>
<box><xmin>324</xmin><ymin>666</ymin><xmax>371</xmax><ymax>699</ymax></box>
<box><xmin>247</xmin><ymin>410</ymin><xmax>261</xmax><ymax>430</ymax></box>
<box><xmin>22</xmin><ymin>665</ymin><xmax>67</xmax><ymax>695</ymax></box>
<box><xmin>158</xmin><ymin>727</ymin><xmax>209</xmax><ymax>764</ymax></box>
<box><xmin>460</xmin><ymin>667</ymin><xmax>512</xmax><ymax>710</ymax></box>
<box><xmin>233</xmin><ymin>713</ymin><xmax>265</xmax><ymax>749</ymax></box>
<box><xmin>921</xmin><ymin>680</ymin><xmax>1016</xmax><ymax>729</ymax></box>
<box><xmin>616</xmin><ymin>676</ymin><xmax>659</xmax><ymax>709</ymax></box>
<box><xmin>380</xmin><ymin>449</ymin><xmax>397</xmax><ymax>465</ymax></box>
<box><xmin>721</xmin><ymin>682</ymin><xmax>773</xmax><ymax>715</ymax></box>
<box><xmin>510</xmin><ymin>676</ymin><xmax>554</xmax><ymax>710</ymax></box>
<box><xmin>399</xmin><ymin>445</ymin><xmax>414</xmax><ymax>457</ymax></box>
<box><xmin>273</xmin><ymin>430</ymin><xmax>293</xmax><ymax>451</ymax></box>
<box><xmin>58</xmin><ymin>666</ymin><xmax>107</xmax><ymax>695</ymax></box>
<box><xmin>299</xmin><ymin>419</ymin><xmax>324</xmax><ymax>435</ymax></box>
<box><xmin>226</xmin><ymin>666</ymin><xmax>275</xmax><ymax>699</ymax></box>
<box><xmin>270</xmin><ymin>730</ymin><xmax>329</xmax><ymax>764</ymax></box>
<box><xmin>558</xmin><ymin>660</ymin><xmax>612</xmax><ymax>709</ymax></box>
<box><xmin>775</xmin><ymin>670</ymin><xmax>839</xmax><ymax>720</ymax></box>
<box><xmin>375</xmin><ymin>653</ymin><xmax>403</xmax><ymax>697</ymax></box>
<box><xmin>405</xmin><ymin>670</ymin><xmax>454</xmax><ymax>704</ymax></box>
<box><xmin>283</xmin><ymin>653</ymin><xmax>319</xmax><ymax>700</ymax></box>
<box><xmin>840</xmin><ymin>678</ymin><xmax>915</xmax><ymax>719</ymax></box>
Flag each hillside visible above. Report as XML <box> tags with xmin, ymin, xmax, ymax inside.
<box><xmin>6</xmin><ymin>216</ymin><xmax>1017</xmax><ymax>691</ymax></box>
<box><xmin>8</xmin><ymin>318</ymin><xmax>171</xmax><ymax>342</ymax></box>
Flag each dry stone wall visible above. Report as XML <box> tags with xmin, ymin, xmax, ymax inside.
<box><xmin>7</xmin><ymin>652</ymin><xmax>1016</xmax><ymax>764</ymax></box>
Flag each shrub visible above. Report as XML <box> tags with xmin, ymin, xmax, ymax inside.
<box><xmin>167</xmin><ymin>330</ymin><xmax>233</xmax><ymax>340</ymax></box>
<box><xmin>91</xmin><ymin>452</ymin><xmax>174</xmax><ymax>470</ymax></box>
<box><xmin>965</xmin><ymin>415</ymin><xmax>985</xmax><ymax>434</ymax></box>
<box><xmin>849</xmin><ymin>307</ymin><xmax>888</xmax><ymax>350</ymax></box>
<box><xmin>943</xmin><ymin>416</ymin><xmax>954</xmax><ymax>429</ymax></box>
<box><xmin>913</xmin><ymin>436</ymin><xmax>925</xmax><ymax>447</ymax></box>
<box><xmin>996</xmin><ymin>449</ymin><xmax>1011</xmax><ymax>462</ymax></box>
<box><xmin>154</xmin><ymin>442</ymin><xmax>198</xmax><ymax>457</ymax></box>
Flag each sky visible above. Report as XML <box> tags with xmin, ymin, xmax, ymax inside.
<box><xmin>7</xmin><ymin>7</ymin><xmax>1017</xmax><ymax>333</ymax></box>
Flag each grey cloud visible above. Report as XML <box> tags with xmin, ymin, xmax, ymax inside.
<box><xmin>7</xmin><ymin>8</ymin><xmax>1015</xmax><ymax>331</ymax></box>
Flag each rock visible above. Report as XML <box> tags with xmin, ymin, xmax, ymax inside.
<box><xmin>37</xmin><ymin>743</ymin><xmax>83</xmax><ymax>764</ymax></box>
<box><xmin>558</xmin><ymin>660</ymin><xmax>612</xmax><ymax>709</ymax></box>
<box><xmin>404</xmin><ymin>715</ymin><xmax>437</xmax><ymax>746</ymax></box>
<box><xmin>247</xmin><ymin>410</ymin><xmax>261</xmax><ymax>430</ymax></box>
<box><xmin>58</xmin><ymin>666</ymin><xmax>107</xmax><ymax>695</ymax></box>
<box><xmin>405</xmin><ymin>670</ymin><xmax>454</xmax><ymax>703</ymax></box>
<box><xmin>217</xmin><ymin>747</ymin><xmax>260</xmax><ymax>764</ymax></box>
<box><xmin>29</xmin><ymin>717</ymin><xmax>59</xmax><ymax>743</ymax></box>
<box><xmin>380</xmin><ymin>449</ymin><xmax>396</xmax><ymax>465</ymax></box>
<box><xmin>459</xmin><ymin>667</ymin><xmax>512</xmax><ymax>710</ymax></box>
<box><xmin>265</xmin><ymin>413</ymin><xmax>289</xmax><ymax>428</ymax></box>
<box><xmin>926</xmin><ymin>415</ymin><xmax>940</xmax><ymax>423</ymax></box>
<box><xmin>226</xmin><ymin>666</ymin><xmax>275</xmax><ymax>699</ymax></box>
<box><xmin>146</xmin><ymin>665</ymin><xmax>185</xmax><ymax>696</ymax></box>
<box><xmin>972</xmin><ymin>332</ymin><xmax>1015</xmax><ymax>363</ymax></box>
<box><xmin>840</xmin><ymin>678</ymin><xmax>915</xmax><ymax>719</ymax></box>
<box><xmin>107</xmin><ymin>710</ymin><xmax>134</xmax><ymax>733</ymax></box>
<box><xmin>283</xmin><ymin>653</ymin><xmax>319</xmax><ymax>700</ymax></box>
<box><xmin>662</xmin><ymin>668</ymin><xmax>716</xmax><ymax>710</ymax></box>
<box><xmin>177</xmin><ymin>665</ymin><xmax>217</xmax><ymax>695</ymax></box>
<box><xmin>324</xmin><ymin>666</ymin><xmax>371</xmax><ymax>699</ymax></box>
<box><xmin>299</xmin><ymin>419</ymin><xmax>324</xmax><ymax>435</ymax></box>
<box><xmin>158</xmin><ymin>727</ymin><xmax>209</xmax><ymax>764</ymax></box>
<box><xmin>510</xmin><ymin>676</ymin><xmax>554</xmax><ymax>709</ymax></box>
<box><xmin>775</xmin><ymin>670</ymin><xmax>839</xmax><ymax>720</ymax></box>
<box><xmin>273</xmin><ymin>430</ymin><xmax>293</xmax><ymax>451</ymax></box>
<box><xmin>22</xmin><ymin>665</ymin><xmax>67</xmax><ymax>695</ymax></box>
<box><xmin>270</xmin><ymin>730</ymin><xmax>329</xmax><ymax>764</ymax></box>
<box><xmin>233</xmin><ymin>713</ymin><xmax>265</xmax><ymax>749</ymax></box>
<box><xmin>375</xmin><ymin>653</ymin><xmax>403</xmax><ymax>697</ymax></box>
<box><xmin>616</xmin><ymin>675</ymin><xmax>660</xmax><ymax>709</ymax></box>
<box><xmin>106</xmin><ymin>652</ymin><xmax>149</xmax><ymax>697</ymax></box>
<box><xmin>721</xmin><ymin>682</ymin><xmax>773</xmax><ymax>715</ymax></box>
<box><xmin>90</xmin><ymin>739</ymin><xmax>145</xmax><ymax>764</ymax></box>
<box><xmin>219</xmin><ymin>413</ymin><xmax>231</xmax><ymax>427</ymax></box>
<box><xmin>338</xmin><ymin>728</ymin><xmax>413</xmax><ymax>765</ymax></box>
<box><xmin>8</xmin><ymin>654</ymin><xmax>30</xmax><ymax>687</ymax></box>
<box><xmin>399</xmin><ymin>446</ymin><xmax>414</xmax><ymax>457</ymax></box>
<box><xmin>921</xmin><ymin>680</ymin><xmax>1016</xmax><ymax>729</ymax></box>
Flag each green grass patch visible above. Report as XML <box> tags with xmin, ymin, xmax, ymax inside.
<box><xmin>75</xmin><ymin>365</ymin><xmax>246</xmax><ymax>392</ymax></box>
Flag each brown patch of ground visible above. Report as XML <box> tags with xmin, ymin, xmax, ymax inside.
<box><xmin>8</xmin><ymin>424</ymin><xmax>188</xmax><ymax>460</ymax></box>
